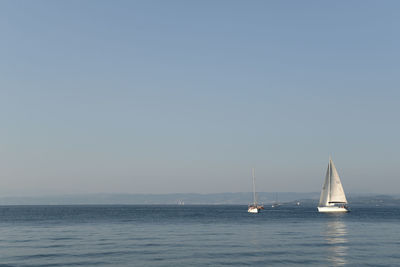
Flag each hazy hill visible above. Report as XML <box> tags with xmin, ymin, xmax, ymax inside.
<box><xmin>1</xmin><ymin>192</ymin><xmax>399</xmax><ymax>205</ymax></box>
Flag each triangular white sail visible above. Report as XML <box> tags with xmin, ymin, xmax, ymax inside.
<box><xmin>319</xmin><ymin>163</ymin><xmax>331</xmax><ymax>206</ymax></box>
<box><xmin>329</xmin><ymin>159</ymin><xmax>347</xmax><ymax>204</ymax></box>
<box><xmin>319</xmin><ymin>158</ymin><xmax>347</xmax><ymax>207</ymax></box>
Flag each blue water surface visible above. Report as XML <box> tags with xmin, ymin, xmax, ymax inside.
<box><xmin>0</xmin><ymin>204</ymin><xmax>399</xmax><ymax>266</ymax></box>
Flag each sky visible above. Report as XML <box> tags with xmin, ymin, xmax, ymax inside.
<box><xmin>1</xmin><ymin>1</ymin><xmax>399</xmax><ymax>196</ymax></box>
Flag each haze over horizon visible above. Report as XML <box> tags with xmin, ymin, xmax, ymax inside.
<box><xmin>1</xmin><ymin>1</ymin><xmax>399</xmax><ymax>196</ymax></box>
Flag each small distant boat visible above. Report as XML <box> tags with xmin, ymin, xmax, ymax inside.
<box><xmin>248</xmin><ymin>168</ymin><xmax>264</xmax><ymax>213</ymax></box>
<box><xmin>318</xmin><ymin>157</ymin><xmax>349</xmax><ymax>213</ymax></box>
<box><xmin>271</xmin><ymin>193</ymin><xmax>281</xmax><ymax>208</ymax></box>
<box><xmin>271</xmin><ymin>202</ymin><xmax>281</xmax><ymax>208</ymax></box>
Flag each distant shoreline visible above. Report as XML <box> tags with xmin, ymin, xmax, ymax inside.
<box><xmin>0</xmin><ymin>192</ymin><xmax>398</xmax><ymax>205</ymax></box>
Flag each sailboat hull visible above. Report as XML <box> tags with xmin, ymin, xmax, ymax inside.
<box><xmin>318</xmin><ymin>206</ymin><xmax>349</xmax><ymax>213</ymax></box>
<box><xmin>248</xmin><ymin>207</ymin><xmax>259</xmax><ymax>213</ymax></box>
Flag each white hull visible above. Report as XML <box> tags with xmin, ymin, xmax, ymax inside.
<box><xmin>318</xmin><ymin>206</ymin><xmax>349</xmax><ymax>213</ymax></box>
<box><xmin>248</xmin><ymin>207</ymin><xmax>259</xmax><ymax>213</ymax></box>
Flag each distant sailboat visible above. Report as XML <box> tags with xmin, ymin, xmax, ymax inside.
<box><xmin>248</xmin><ymin>168</ymin><xmax>264</xmax><ymax>213</ymax></box>
<box><xmin>271</xmin><ymin>193</ymin><xmax>281</xmax><ymax>208</ymax></box>
<box><xmin>318</xmin><ymin>157</ymin><xmax>349</xmax><ymax>213</ymax></box>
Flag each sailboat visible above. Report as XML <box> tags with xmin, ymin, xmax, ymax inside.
<box><xmin>271</xmin><ymin>193</ymin><xmax>281</xmax><ymax>208</ymax></box>
<box><xmin>248</xmin><ymin>168</ymin><xmax>264</xmax><ymax>213</ymax></box>
<box><xmin>318</xmin><ymin>157</ymin><xmax>349</xmax><ymax>213</ymax></box>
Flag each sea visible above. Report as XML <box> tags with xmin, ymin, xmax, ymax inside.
<box><xmin>0</xmin><ymin>204</ymin><xmax>399</xmax><ymax>266</ymax></box>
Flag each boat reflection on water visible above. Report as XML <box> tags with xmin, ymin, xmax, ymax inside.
<box><xmin>323</xmin><ymin>219</ymin><xmax>348</xmax><ymax>266</ymax></box>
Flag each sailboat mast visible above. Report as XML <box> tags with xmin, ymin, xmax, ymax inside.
<box><xmin>252</xmin><ymin>168</ymin><xmax>257</xmax><ymax>205</ymax></box>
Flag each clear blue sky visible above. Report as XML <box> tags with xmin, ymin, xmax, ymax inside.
<box><xmin>1</xmin><ymin>1</ymin><xmax>399</xmax><ymax>196</ymax></box>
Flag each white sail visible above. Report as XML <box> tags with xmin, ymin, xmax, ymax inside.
<box><xmin>319</xmin><ymin>162</ymin><xmax>331</xmax><ymax>207</ymax></box>
<box><xmin>328</xmin><ymin>159</ymin><xmax>347</xmax><ymax>204</ymax></box>
<box><xmin>319</xmin><ymin>158</ymin><xmax>348</xmax><ymax>208</ymax></box>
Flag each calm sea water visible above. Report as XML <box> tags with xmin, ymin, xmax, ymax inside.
<box><xmin>0</xmin><ymin>204</ymin><xmax>399</xmax><ymax>266</ymax></box>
